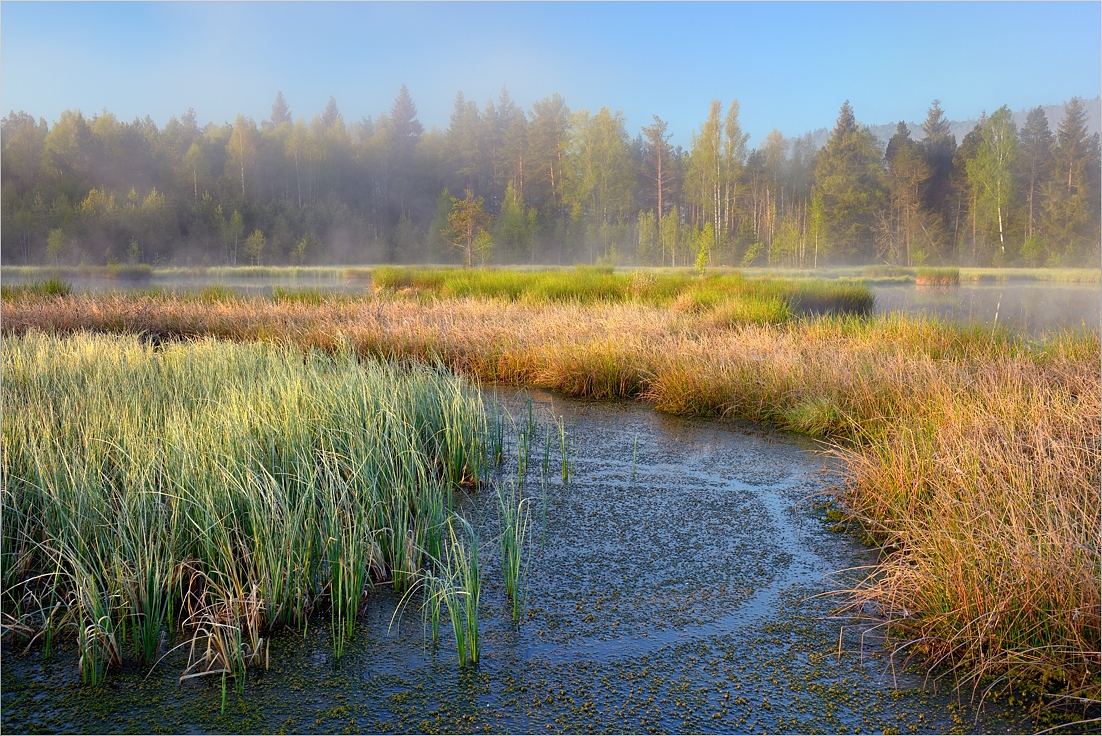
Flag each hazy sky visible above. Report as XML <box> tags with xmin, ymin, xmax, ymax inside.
<box><xmin>2</xmin><ymin>1</ymin><xmax>1099</xmax><ymax>147</ymax></box>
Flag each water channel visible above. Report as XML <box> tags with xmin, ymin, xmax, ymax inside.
<box><xmin>2</xmin><ymin>390</ymin><xmax>1050</xmax><ymax>734</ymax></box>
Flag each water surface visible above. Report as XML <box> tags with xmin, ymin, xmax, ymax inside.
<box><xmin>870</xmin><ymin>282</ymin><xmax>1099</xmax><ymax>336</ymax></box>
<box><xmin>2</xmin><ymin>391</ymin><xmax>1053</xmax><ymax>734</ymax></box>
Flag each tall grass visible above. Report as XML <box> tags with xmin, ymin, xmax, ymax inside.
<box><xmin>1</xmin><ymin>331</ymin><xmax>491</xmax><ymax>687</ymax></box>
<box><xmin>370</xmin><ymin>265</ymin><xmax>873</xmax><ymax>316</ymax></box>
<box><xmin>0</xmin><ymin>277</ymin><xmax>72</xmax><ymax>300</ymax></box>
<box><xmin>424</xmin><ymin>514</ymin><xmax>481</xmax><ymax>666</ymax></box>
<box><xmin>913</xmin><ymin>267</ymin><xmax>960</xmax><ymax>285</ymax></box>
<box><xmin>3</xmin><ymin>287</ymin><xmax>1099</xmax><ymax>710</ymax></box>
<box><xmin>497</xmin><ymin>480</ymin><xmax>531</xmax><ymax>626</ymax></box>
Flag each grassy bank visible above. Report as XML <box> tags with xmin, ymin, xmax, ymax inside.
<box><xmin>1</xmin><ymin>332</ymin><xmax>502</xmax><ymax>689</ymax></box>
<box><xmin>958</xmin><ymin>267</ymin><xmax>1102</xmax><ymax>283</ymax></box>
<box><xmin>3</xmin><ymin>285</ymin><xmax>1099</xmax><ymax>715</ymax></box>
<box><xmin>6</xmin><ymin>263</ymin><xmax>1097</xmax><ymax>287</ymax></box>
<box><xmin>748</xmin><ymin>265</ymin><xmax>1101</xmax><ymax>284</ymax></box>
<box><xmin>372</xmin><ymin>265</ymin><xmax>874</xmax><ymax>317</ymax></box>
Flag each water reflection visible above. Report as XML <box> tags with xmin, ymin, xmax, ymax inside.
<box><xmin>871</xmin><ymin>283</ymin><xmax>1099</xmax><ymax>335</ymax></box>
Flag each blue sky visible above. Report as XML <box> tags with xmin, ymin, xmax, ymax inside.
<box><xmin>2</xmin><ymin>2</ymin><xmax>1099</xmax><ymax>147</ymax></box>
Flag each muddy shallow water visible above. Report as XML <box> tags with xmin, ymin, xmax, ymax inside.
<box><xmin>2</xmin><ymin>391</ymin><xmax>1056</xmax><ymax>734</ymax></box>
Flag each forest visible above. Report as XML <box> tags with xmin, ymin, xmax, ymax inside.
<box><xmin>2</xmin><ymin>87</ymin><xmax>1099</xmax><ymax>269</ymax></box>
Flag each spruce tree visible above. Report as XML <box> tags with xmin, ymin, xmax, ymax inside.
<box><xmin>811</xmin><ymin>101</ymin><xmax>885</xmax><ymax>262</ymax></box>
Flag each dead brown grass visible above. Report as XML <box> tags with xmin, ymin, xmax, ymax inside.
<box><xmin>4</xmin><ymin>291</ymin><xmax>1099</xmax><ymax>706</ymax></box>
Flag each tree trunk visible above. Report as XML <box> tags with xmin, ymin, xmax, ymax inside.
<box><xmin>295</xmin><ymin>153</ymin><xmax>302</xmax><ymax>209</ymax></box>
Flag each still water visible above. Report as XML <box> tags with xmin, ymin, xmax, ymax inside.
<box><xmin>2</xmin><ymin>391</ymin><xmax>1051</xmax><ymax>734</ymax></box>
<box><xmin>870</xmin><ymin>282</ymin><xmax>1099</xmax><ymax>336</ymax></box>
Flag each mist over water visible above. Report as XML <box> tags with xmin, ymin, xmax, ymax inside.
<box><xmin>870</xmin><ymin>282</ymin><xmax>1101</xmax><ymax>336</ymax></box>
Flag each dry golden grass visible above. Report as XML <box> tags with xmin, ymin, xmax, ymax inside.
<box><xmin>3</xmin><ymin>291</ymin><xmax>1099</xmax><ymax>706</ymax></box>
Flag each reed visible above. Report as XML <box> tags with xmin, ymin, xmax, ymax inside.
<box><xmin>0</xmin><ymin>277</ymin><xmax>72</xmax><ymax>300</ymax></box>
<box><xmin>913</xmin><ymin>267</ymin><xmax>960</xmax><ymax>285</ymax></box>
<box><xmin>497</xmin><ymin>480</ymin><xmax>531</xmax><ymax>625</ymax></box>
<box><xmin>369</xmin><ymin>265</ymin><xmax>872</xmax><ymax>316</ymax></box>
<box><xmin>1</xmin><ymin>331</ymin><xmax>494</xmax><ymax>683</ymax></box>
<box><xmin>429</xmin><ymin>514</ymin><xmax>481</xmax><ymax>666</ymax></box>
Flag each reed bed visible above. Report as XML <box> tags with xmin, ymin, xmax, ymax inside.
<box><xmin>3</xmin><ymin>264</ymin><xmax>153</xmax><ymax>281</ymax></box>
<box><xmin>960</xmin><ymin>267</ymin><xmax>1102</xmax><ymax>283</ymax></box>
<box><xmin>371</xmin><ymin>265</ymin><xmax>874</xmax><ymax>316</ymax></box>
<box><xmin>0</xmin><ymin>277</ymin><xmax>72</xmax><ymax>301</ymax></box>
<box><xmin>913</xmin><ymin>267</ymin><xmax>961</xmax><ymax>285</ymax></box>
<box><xmin>1</xmin><ymin>331</ymin><xmax>496</xmax><ymax>689</ymax></box>
<box><xmin>3</xmin><ymin>288</ymin><xmax>1099</xmax><ymax>711</ymax></box>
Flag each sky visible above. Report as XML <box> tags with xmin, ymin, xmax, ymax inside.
<box><xmin>1</xmin><ymin>1</ymin><xmax>1099</xmax><ymax>148</ymax></box>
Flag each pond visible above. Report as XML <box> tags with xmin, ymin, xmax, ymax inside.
<box><xmin>870</xmin><ymin>282</ymin><xmax>1100</xmax><ymax>336</ymax></box>
<box><xmin>2</xmin><ymin>390</ymin><xmax>1048</xmax><ymax>734</ymax></box>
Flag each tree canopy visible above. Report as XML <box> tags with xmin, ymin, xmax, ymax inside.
<box><xmin>2</xmin><ymin>89</ymin><xmax>1098</xmax><ymax>268</ymax></box>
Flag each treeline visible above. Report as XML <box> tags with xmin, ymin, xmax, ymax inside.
<box><xmin>2</xmin><ymin>87</ymin><xmax>1099</xmax><ymax>268</ymax></box>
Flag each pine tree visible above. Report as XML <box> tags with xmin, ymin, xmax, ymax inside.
<box><xmin>640</xmin><ymin>116</ymin><xmax>674</xmax><ymax>225</ymax></box>
<box><xmin>882</xmin><ymin>122</ymin><xmax>932</xmax><ymax>265</ymax></box>
<box><xmin>1041</xmin><ymin>98</ymin><xmax>1101</xmax><ymax>264</ymax></box>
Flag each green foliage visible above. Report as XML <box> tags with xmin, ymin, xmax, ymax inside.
<box><xmin>2</xmin><ymin>94</ymin><xmax>1098</xmax><ymax>270</ymax></box>
<box><xmin>1</xmin><ymin>333</ymin><xmax>494</xmax><ymax>678</ymax></box>
<box><xmin>967</xmin><ymin>106</ymin><xmax>1018</xmax><ymax>262</ymax></box>
<box><xmin>562</xmin><ymin>108</ymin><xmax>635</xmax><ymax>230</ymax></box>
<box><xmin>741</xmin><ymin>242</ymin><xmax>764</xmax><ymax>267</ymax></box>
<box><xmin>290</xmin><ymin>233</ymin><xmax>318</xmax><ymax>266</ymax></box>
<box><xmin>46</xmin><ymin>228</ymin><xmax>67</xmax><ymax>265</ymax></box>
<box><xmin>811</xmin><ymin>101</ymin><xmax>886</xmax><ymax>261</ymax></box>
<box><xmin>695</xmin><ymin>222</ymin><xmax>713</xmax><ymax>276</ymax></box>
<box><xmin>446</xmin><ymin>190</ymin><xmax>491</xmax><ymax>268</ymax></box>
<box><xmin>495</xmin><ymin>182</ymin><xmax>530</xmax><ymax>261</ymax></box>
<box><xmin>242</xmin><ymin>229</ymin><xmax>266</xmax><ymax>266</ymax></box>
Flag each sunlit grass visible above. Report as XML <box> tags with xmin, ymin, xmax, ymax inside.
<box><xmin>3</xmin><ymin>284</ymin><xmax>1099</xmax><ymax>707</ymax></box>
<box><xmin>370</xmin><ymin>265</ymin><xmax>874</xmax><ymax>316</ymax></box>
<box><xmin>1</xmin><ymin>331</ymin><xmax>493</xmax><ymax>691</ymax></box>
<box><xmin>0</xmin><ymin>277</ymin><xmax>72</xmax><ymax>300</ymax></box>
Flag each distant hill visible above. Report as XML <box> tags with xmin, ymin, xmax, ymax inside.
<box><xmin>802</xmin><ymin>96</ymin><xmax>1101</xmax><ymax>150</ymax></box>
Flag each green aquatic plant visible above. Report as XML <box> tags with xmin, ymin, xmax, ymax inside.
<box><xmin>0</xmin><ymin>332</ymin><xmax>493</xmax><ymax>681</ymax></box>
<box><xmin>497</xmin><ymin>480</ymin><xmax>532</xmax><ymax>625</ymax></box>
<box><xmin>431</xmin><ymin>514</ymin><xmax>481</xmax><ymax>666</ymax></box>
<box><xmin>558</xmin><ymin>416</ymin><xmax>571</xmax><ymax>484</ymax></box>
